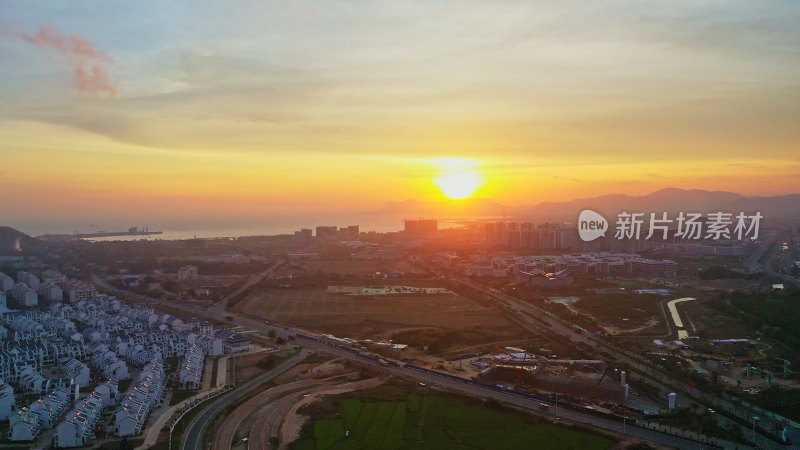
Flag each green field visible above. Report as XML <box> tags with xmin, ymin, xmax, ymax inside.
<box><xmin>291</xmin><ymin>395</ymin><xmax>613</xmax><ymax>450</ymax></box>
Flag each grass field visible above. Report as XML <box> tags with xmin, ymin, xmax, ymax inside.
<box><xmin>569</xmin><ymin>293</ymin><xmax>666</xmax><ymax>333</ymax></box>
<box><xmin>293</xmin><ymin>259</ymin><xmax>416</xmax><ymax>276</ymax></box>
<box><xmin>237</xmin><ymin>288</ymin><xmax>525</xmax><ymax>338</ymax></box>
<box><xmin>607</xmin><ymin>280</ymin><xmax>648</xmax><ymax>289</ymax></box>
<box><xmin>291</xmin><ymin>395</ymin><xmax>613</xmax><ymax>450</ymax></box>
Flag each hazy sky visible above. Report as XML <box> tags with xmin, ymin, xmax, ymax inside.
<box><xmin>1</xmin><ymin>1</ymin><xmax>799</xmax><ymax>231</ymax></box>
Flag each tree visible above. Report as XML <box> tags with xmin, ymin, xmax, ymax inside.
<box><xmin>267</xmin><ymin>329</ymin><xmax>276</xmax><ymax>338</ymax></box>
<box><xmin>269</xmin><ymin>436</ymin><xmax>280</xmax><ymax>447</ymax></box>
<box><xmin>276</xmin><ymin>337</ymin><xmax>285</xmax><ymax>345</ymax></box>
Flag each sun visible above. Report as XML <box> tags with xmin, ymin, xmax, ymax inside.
<box><xmin>435</xmin><ymin>171</ymin><xmax>484</xmax><ymax>200</ymax></box>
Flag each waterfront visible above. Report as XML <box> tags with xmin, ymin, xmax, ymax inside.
<box><xmin>57</xmin><ymin>215</ymin><xmax>499</xmax><ymax>241</ymax></box>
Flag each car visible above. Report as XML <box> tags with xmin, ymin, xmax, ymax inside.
<box><xmin>264</xmin><ymin>320</ymin><xmax>270</xmax><ymax>325</ymax></box>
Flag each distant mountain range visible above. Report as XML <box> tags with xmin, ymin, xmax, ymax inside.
<box><xmin>376</xmin><ymin>188</ymin><xmax>800</xmax><ymax>223</ymax></box>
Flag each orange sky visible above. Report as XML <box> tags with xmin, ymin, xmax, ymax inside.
<box><xmin>1</xmin><ymin>2</ymin><xmax>799</xmax><ymax>232</ymax></box>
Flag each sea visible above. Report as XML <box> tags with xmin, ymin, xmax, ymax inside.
<box><xmin>55</xmin><ymin>214</ymin><xmax>501</xmax><ymax>242</ymax></box>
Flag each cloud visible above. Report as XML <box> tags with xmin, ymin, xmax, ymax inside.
<box><xmin>0</xmin><ymin>18</ymin><xmax>116</xmax><ymax>97</ymax></box>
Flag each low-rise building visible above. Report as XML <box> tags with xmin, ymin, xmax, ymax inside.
<box><xmin>114</xmin><ymin>356</ymin><xmax>165</xmax><ymax>436</ymax></box>
<box><xmin>11</xmin><ymin>386</ymin><xmax>74</xmax><ymax>441</ymax></box>
<box><xmin>55</xmin><ymin>381</ymin><xmax>116</xmax><ymax>448</ymax></box>
<box><xmin>223</xmin><ymin>333</ymin><xmax>250</xmax><ymax>353</ymax></box>
<box><xmin>0</xmin><ymin>380</ymin><xmax>15</xmax><ymax>420</ymax></box>
<box><xmin>56</xmin><ymin>394</ymin><xmax>102</xmax><ymax>448</ymax></box>
<box><xmin>178</xmin><ymin>344</ymin><xmax>205</xmax><ymax>390</ymax></box>
<box><xmin>61</xmin><ymin>358</ymin><xmax>91</xmax><ymax>387</ymax></box>
<box><xmin>10</xmin><ymin>408</ymin><xmax>41</xmax><ymax>441</ymax></box>
<box><xmin>197</xmin><ymin>335</ymin><xmax>224</xmax><ymax>356</ymax></box>
<box><xmin>177</xmin><ymin>265</ymin><xmax>198</xmax><ymax>281</ymax></box>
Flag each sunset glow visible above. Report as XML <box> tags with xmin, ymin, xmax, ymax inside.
<box><xmin>435</xmin><ymin>172</ymin><xmax>484</xmax><ymax>200</ymax></box>
<box><xmin>0</xmin><ymin>2</ymin><xmax>798</xmax><ymax>234</ymax></box>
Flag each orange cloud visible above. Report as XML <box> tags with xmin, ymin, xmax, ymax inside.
<box><xmin>1</xmin><ymin>18</ymin><xmax>116</xmax><ymax>97</ymax></box>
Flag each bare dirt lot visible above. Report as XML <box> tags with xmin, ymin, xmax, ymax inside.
<box><xmin>232</xmin><ymin>353</ymin><xmax>281</xmax><ymax>384</ymax></box>
<box><xmin>236</xmin><ymin>287</ymin><xmax>527</xmax><ymax>341</ymax></box>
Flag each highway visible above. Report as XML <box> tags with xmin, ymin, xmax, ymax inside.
<box><xmin>292</xmin><ymin>337</ymin><xmax>738</xmax><ymax>450</ymax></box>
<box><xmin>247</xmin><ymin>388</ymin><xmax>321</xmax><ymax>450</ymax></box>
<box><xmin>181</xmin><ymin>351</ymin><xmax>308</xmax><ymax>450</ymax></box>
<box><xmin>175</xmin><ymin>324</ymin><xmax>745</xmax><ymax>450</ymax></box>
<box><xmin>212</xmin><ymin>378</ymin><xmax>331</xmax><ymax>448</ymax></box>
<box><xmin>91</xmin><ymin>269</ymin><xmax>765</xmax><ymax>449</ymax></box>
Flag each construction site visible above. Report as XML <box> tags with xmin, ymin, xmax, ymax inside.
<box><xmin>468</xmin><ymin>347</ymin><xmax>626</xmax><ymax>405</ymax></box>
<box><xmin>312</xmin><ymin>326</ymin><xmax>656</xmax><ymax>415</ymax></box>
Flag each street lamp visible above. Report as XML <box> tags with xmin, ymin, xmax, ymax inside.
<box><xmin>700</xmin><ymin>408</ymin><xmax>715</xmax><ymax>449</ymax></box>
<box><xmin>752</xmin><ymin>416</ymin><xmax>760</xmax><ymax>445</ymax></box>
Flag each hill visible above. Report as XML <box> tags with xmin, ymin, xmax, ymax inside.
<box><xmin>522</xmin><ymin>189</ymin><xmax>800</xmax><ymax>223</ymax></box>
<box><xmin>375</xmin><ymin>189</ymin><xmax>800</xmax><ymax>224</ymax></box>
<box><xmin>0</xmin><ymin>226</ymin><xmax>38</xmax><ymax>253</ymax></box>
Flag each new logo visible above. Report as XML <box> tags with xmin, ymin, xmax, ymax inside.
<box><xmin>578</xmin><ymin>209</ymin><xmax>608</xmax><ymax>242</ymax></box>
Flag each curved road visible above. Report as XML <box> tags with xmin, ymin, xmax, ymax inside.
<box><xmin>182</xmin><ymin>351</ymin><xmax>308</xmax><ymax>450</ymax></box>
<box><xmin>249</xmin><ymin>378</ymin><xmax>384</xmax><ymax>450</ymax></box>
<box><xmin>213</xmin><ymin>378</ymin><xmax>331</xmax><ymax>448</ymax></box>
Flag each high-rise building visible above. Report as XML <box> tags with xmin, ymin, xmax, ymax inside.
<box><xmin>315</xmin><ymin>226</ymin><xmax>339</xmax><ymax>242</ymax></box>
<box><xmin>484</xmin><ymin>222</ymin><xmax>505</xmax><ymax>244</ymax></box>
<box><xmin>0</xmin><ymin>272</ymin><xmax>13</xmax><ymax>292</ymax></box>
<box><xmin>39</xmin><ymin>282</ymin><xmax>63</xmax><ymax>302</ymax></box>
<box><xmin>64</xmin><ymin>280</ymin><xmax>96</xmax><ymax>303</ymax></box>
<box><xmin>12</xmin><ymin>283</ymin><xmax>38</xmax><ymax>307</ymax></box>
<box><xmin>404</xmin><ymin>219</ymin><xmax>437</xmax><ymax>235</ymax></box>
<box><xmin>293</xmin><ymin>228</ymin><xmax>312</xmax><ymax>244</ymax></box>
<box><xmin>485</xmin><ymin>221</ymin><xmax>573</xmax><ymax>250</ymax></box>
<box><xmin>339</xmin><ymin>225</ymin><xmax>359</xmax><ymax>240</ymax></box>
<box><xmin>16</xmin><ymin>271</ymin><xmax>40</xmax><ymax>290</ymax></box>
